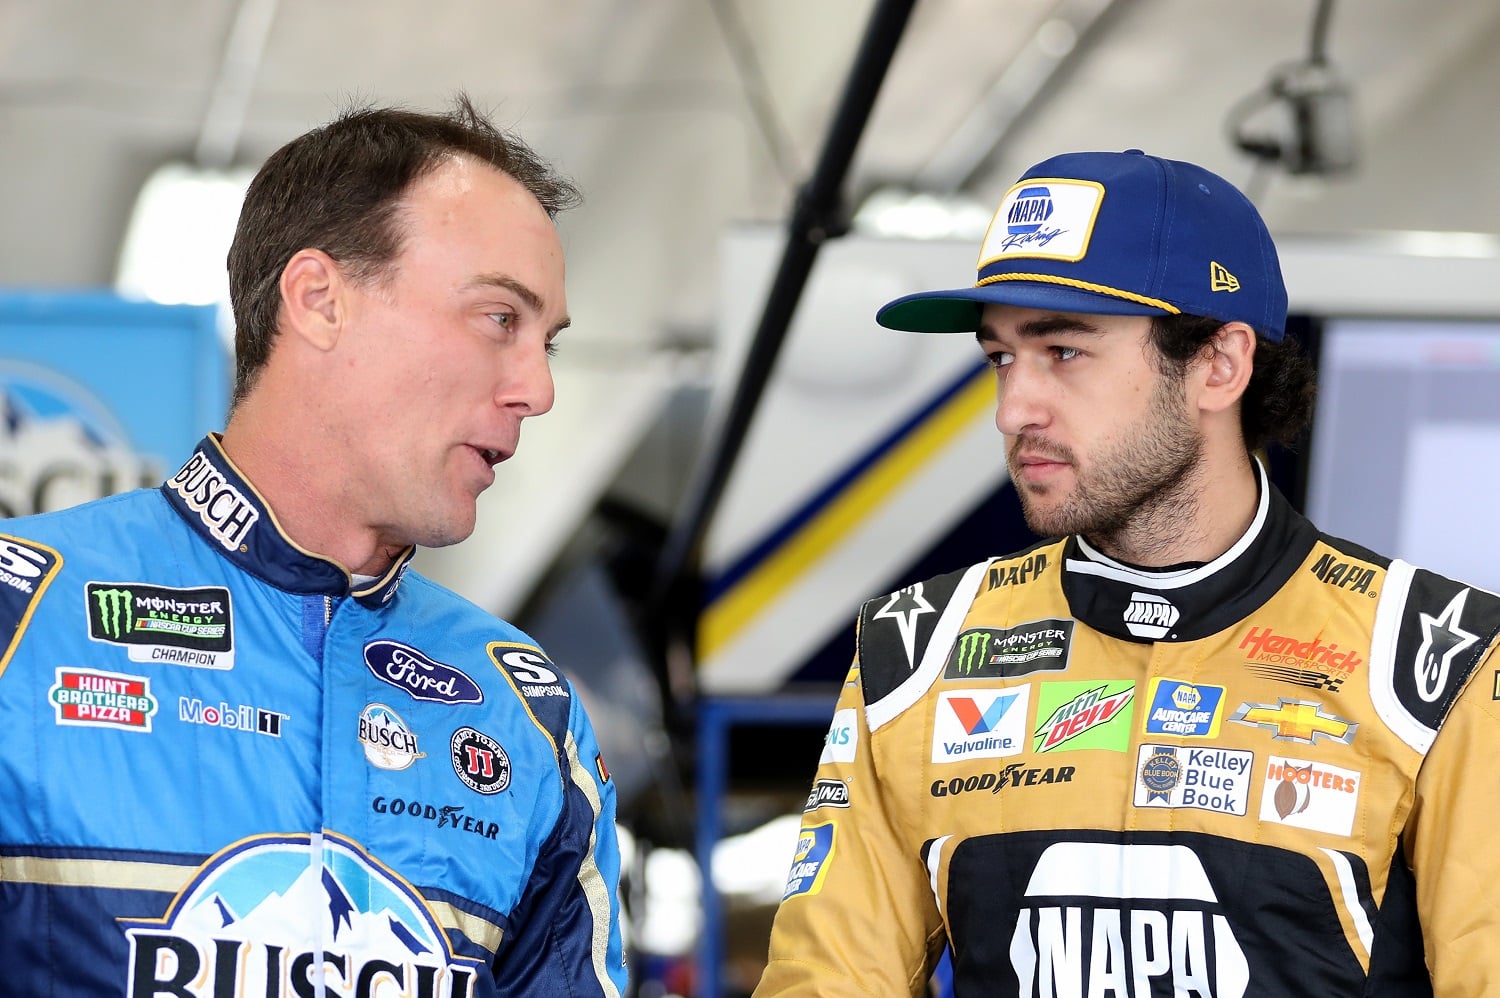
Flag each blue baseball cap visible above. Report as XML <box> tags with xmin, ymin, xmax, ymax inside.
<box><xmin>875</xmin><ymin>149</ymin><xmax>1288</xmax><ymax>341</ymax></box>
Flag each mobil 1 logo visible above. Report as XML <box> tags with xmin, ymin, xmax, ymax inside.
<box><xmin>87</xmin><ymin>582</ymin><xmax>233</xmax><ymax>670</ymax></box>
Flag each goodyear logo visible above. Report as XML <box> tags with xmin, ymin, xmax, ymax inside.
<box><xmin>945</xmin><ymin>619</ymin><xmax>1073</xmax><ymax>680</ymax></box>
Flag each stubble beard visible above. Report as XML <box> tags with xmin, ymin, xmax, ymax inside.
<box><xmin>1009</xmin><ymin>372</ymin><xmax>1205</xmax><ymax>558</ymax></box>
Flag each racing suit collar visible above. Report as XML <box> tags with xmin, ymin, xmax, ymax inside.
<box><xmin>160</xmin><ymin>434</ymin><xmax>414</xmax><ymax>608</ymax></box>
<box><xmin>1059</xmin><ymin>458</ymin><xmax>1319</xmax><ymax>643</ymax></box>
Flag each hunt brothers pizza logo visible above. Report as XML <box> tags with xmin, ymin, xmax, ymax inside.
<box><xmin>49</xmin><ymin>668</ymin><xmax>157</xmax><ymax>731</ymax></box>
<box><xmin>121</xmin><ymin>833</ymin><xmax>480</xmax><ymax>997</ymax></box>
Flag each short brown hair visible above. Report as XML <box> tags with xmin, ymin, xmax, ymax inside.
<box><xmin>226</xmin><ymin>95</ymin><xmax>580</xmax><ymax>407</ymax></box>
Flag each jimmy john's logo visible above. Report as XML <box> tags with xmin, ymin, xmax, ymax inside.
<box><xmin>1260</xmin><ymin>755</ymin><xmax>1361</xmax><ymax>836</ymax></box>
<box><xmin>804</xmin><ymin>779</ymin><xmax>851</xmax><ymax>812</ymax></box>
<box><xmin>1307</xmin><ymin>552</ymin><xmax>1376</xmax><ymax>595</ymax></box>
<box><xmin>121</xmin><ymin>833</ymin><xmax>481</xmax><ymax>997</ymax></box>
<box><xmin>87</xmin><ymin>582</ymin><xmax>233</xmax><ymax>669</ymax></box>
<box><xmin>1123</xmin><ymin>591</ymin><xmax>1179</xmax><ymax>639</ymax></box>
<box><xmin>489</xmin><ymin>642</ymin><xmax>568</xmax><ymax>699</ymax></box>
<box><xmin>946</xmin><ymin>619</ymin><xmax>1072</xmax><ymax>680</ymax></box>
<box><xmin>364</xmin><ymin>640</ymin><xmax>483</xmax><ymax>705</ymax></box>
<box><xmin>1239</xmin><ymin>625</ymin><xmax>1361</xmax><ymax>693</ymax></box>
<box><xmin>985</xmin><ymin>552</ymin><xmax>1048</xmax><ymax>590</ymax></box>
<box><xmin>166</xmin><ymin>452</ymin><xmax>259</xmax><ymax>551</ymax></box>
<box><xmin>49</xmin><ymin>668</ymin><xmax>157</xmax><ymax>731</ymax></box>
<box><xmin>1229</xmin><ymin>698</ymin><xmax>1356</xmax><ymax>746</ymax></box>
<box><xmin>450</xmin><ymin>726</ymin><xmax>510</xmax><ymax>795</ymax></box>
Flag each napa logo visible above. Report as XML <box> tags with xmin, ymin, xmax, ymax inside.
<box><xmin>122</xmin><ymin>833</ymin><xmax>481</xmax><ymax>997</ymax></box>
<box><xmin>0</xmin><ymin>361</ymin><xmax>161</xmax><ymax>518</ymax></box>
<box><xmin>1006</xmin><ymin>186</ymin><xmax>1055</xmax><ymax>234</ymax></box>
<box><xmin>980</xmin><ymin>177</ymin><xmax>1103</xmax><ymax>262</ymax></box>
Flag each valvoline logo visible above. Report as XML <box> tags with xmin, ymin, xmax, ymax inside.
<box><xmin>1006</xmin><ymin>186</ymin><xmax>1055</xmax><ymax>234</ymax></box>
<box><xmin>933</xmin><ymin>688</ymin><xmax>1029</xmax><ymax>764</ymax></box>
<box><xmin>120</xmin><ymin>833</ymin><xmax>482</xmax><ymax>997</ymax></box>
<box><xmin>948</xmin><ymin>692</ymin><xmax>1020</xmax><ymax>735</ymax></box>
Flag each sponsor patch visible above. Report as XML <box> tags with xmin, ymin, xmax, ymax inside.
<box><xmin>782</xmin><ymin>822</ymin><xmax>836</xmax><ymax>899</ymax></box>
<box><xmin>1412</xmin><ymin>589</ymin><xmax>1479</xmax><ymax>704</ymax></box>
<box><xmin>1239</xmin><ymin>625</ymin><xmax>1360</xmax><ymax>693</ymax></box>
<box><xmin>1033</xmin><ymin>680</ymin><xmax>1135</xmax><ymax>753</ymax></box>
<box><xmin>933</xmin><ymin>688</ymin><xmax>1028</xmax><ymax>763</ymax></box>
<box><xmin>165</xmin><ymin>451</ymin><xmax>260</xmax><ymax>551</ymax></box>
<box><xmin>490</xmin><ymin>642</ymin><xmax>569</xmax><ymax>699</ymax></box>
<box><xmin>1133</xmin><ymin>744</ymin><xmax>1252</xmax><ymax>815</ymax></box>
<box><xmin>945</xmin><ymin>619</ymin><xmax>1073</xmax><ymax>680</ymax></box>
<box><xmin>0</xmin><ymin>535</ymin><xmax>61</xmax><ymax>672</ymax></box>
<box><xmin>1307</xmin><ymin>552</ymin><xmax>1377</xmax><ymax>595</ymax></box>
<box><xmin>1142</xmin><ymin>678</ymin><xmax>1225</xmax><ymax>738</ymax></box>
<box><xmin>985</xmin><ymin>551</ymin><xmax>1049</xmax><ymax>590</ymax></box>
<box><xmin>180</xmin><ymin>697</ymin><xmax>286</xmax><ymax>737</ymax></box>
<box><xmin>49</xmin><ymin>667</ymin><xmax>157</xmax><ymax>731</ymax></box>
<box><xmin>871</xmin><ymin>583</ymin><xmax>935</xmax><ymax>670</ymax></box>
<box><xmin>364</xmin><ymin>640</ymin><xmax>483</xmax><ymax>705</ymax></box>
<box><xmin>930</xmin><ymin>762</ymin><xmax>1075</xmax><ymax>797</ymax></box>
<box><xmin>980</xmin><ymin>178</ymin><xmax>1103</xmax><ymax>263</ymax></box>
<box><xmin>120</xmin><ymin>833</ymin><xmax>484</xmax><ymax>994</ymax></box>
<box><xmin>87</xmin><ymin>582</ymin><xmax>233</xmax><ymax>669</ymax></box>
<box><xmin>1123</xmin><ymin>591</ymin><xmax>1179</xmax><ymax>639</ymax></box>
<box><xmin>1260</xmin><ymin>755</ymin><xmax>1361</xmax><ymax>836</ymax></box>
<box><xmin>372</xmin><ymin>796</ymin><xmax>498</xmax><ymax>841</ymax></box>
<box><xmin>1230</xmin><ymin>698</ymin><xmax>1357</xmax><ymax>746</ymax></box>
<box><xmin>358</xmin><ymin>703</ymin><xmax>422</xmax><ymax>770</ymax></box>
<box><xmin>596</xmin><ymin>754</ymin><xmax>610</xmax><ymax>784</ymax></box>
<box><xmin>450</xmin><ymin>726</ymin><xmax>510</xmax><ymax>795</ymax></box>
<box><xmin>819</xmin><ymin>708</ymin><xmax>858</xmax><ymax>765</ymax></box>
<box><xmin>804</xmin><ymin>778</ymin><xmax>851</xmax><ymax>812</ymax></box>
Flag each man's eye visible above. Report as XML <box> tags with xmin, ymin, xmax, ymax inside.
<box><xmin>1053</xmin><ymin>346</ymin><xmax>1080</xmax><ymax>361</ymax></box>
<box><xmin>488</xmin><ymin>312</ymin><xmax>514</xmax><ymax>329</ymax></box>
<box><xmin>985</xmin><ymin>351</ymin><xmax>1013</xmax><ymax>369</ymax></box>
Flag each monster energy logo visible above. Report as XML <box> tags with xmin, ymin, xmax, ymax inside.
<box><xmin>944</xmin><ymin>619</ymin><xmax>1075</xmax><ymax>681</ymax></box>
<box><xmin>93</xmin><ymin>586</ymin><xmax>135</xmax><ymax>639</ymax></box>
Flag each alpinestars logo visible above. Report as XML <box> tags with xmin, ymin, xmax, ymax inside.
<box><xmin>1414</xmin><ymin>589</ymin><xmax>1479</xmax><ymax>703</ymax></box>
<box><xmin>872</xmin><ymin>583</ymin><xmax>935</xmax><ymax>670</ymax></box>
<box><xmin>1123</xmin><ymin>592</ymin><xmax>1179</xmax><ymax>639</ymax></box>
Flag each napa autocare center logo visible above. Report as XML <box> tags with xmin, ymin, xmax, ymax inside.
<box><xmin>88</xmin><ymin>582</ymin><xmax>234</xmax><ymax>669</ymax></box>
<box><xmin>0</xmin><ymin>362</ymin><xmax>162</xmax><ymax>517</ymax></box>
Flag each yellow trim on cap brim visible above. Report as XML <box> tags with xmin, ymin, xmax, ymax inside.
<box><xmin>975</xmin><ymin>273</ymin><xmax>1181</xmax><ymax>313</ymax></box>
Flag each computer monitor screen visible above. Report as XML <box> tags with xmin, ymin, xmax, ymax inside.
<box><xmin>1305</xmin><ymin>317</ymin><xmax>1500</xmax><ymax>593</ymax></box>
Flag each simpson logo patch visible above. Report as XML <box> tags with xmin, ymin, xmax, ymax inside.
<box><xmin>489</xmin><ymin>642</ymin><xmax>568</xmax><ymax>699</ymax></box>
<box><xmin>0</xmin><ymin>535</ymin><xmax>61</xmax><ymax>673</ymax></box>
<box><xmin>782</xmin><ymin>822</ymin><xmax>836</xmax><ymax>900</ymax></box>
<box><xmin>945</xmin><ymin>620</ymin><xmax>1073</xmax><ymax>680</ymax></box>
<box><xmin>87</xmin><ymin>582</ymin><xmax>233</xmax><ymax>670</ymax></box>
<box><xmin>1032</xmin><ymin>680</ymin><xmax>1135</xmax><ymax>753</ymax></box>
<box><xmin>1260</xmin><ymin>755</ymin><xmax>1361</xmax><ymax>836</ymax></box>
<box><xmin>49</xmin><ymin>667</ymin><xmax>157</xmax><ymax>731</ymax></box>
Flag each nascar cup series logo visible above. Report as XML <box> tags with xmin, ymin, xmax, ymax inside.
<box><xmin>0</xmin><ymin>361</ymin><xmax>162</xmax><ymax>517</ymax></box>
<box><xmin>87</xmin><ymin>582</ymin><xmax>234</xmax><ymax>669</ymax></box>
<box><xmin>121</xmin><ymin>833</ymin><xmax>480</xmax><ymax>997</ymax></box>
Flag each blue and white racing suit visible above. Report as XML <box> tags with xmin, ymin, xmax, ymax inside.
<box><xmin>0</xmin><ymin>434</ymin><xmax>627</xmax><ymax>997</ymax></box>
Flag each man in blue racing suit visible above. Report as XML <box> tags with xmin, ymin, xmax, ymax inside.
<box><xmin>0</xmin><ymin>97</ymin><xmax>627</xmax><ymax>997</ymax></box>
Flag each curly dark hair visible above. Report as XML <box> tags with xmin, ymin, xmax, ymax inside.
<box><xmin>1148</xmin><ymin>313</ymin><xmax>1317</xmax><ymax>450</ymax></box>
<box><xmin>225</xmin><ymin>94</ymin><xmax>581</xmax><ymax>408</ymax></box>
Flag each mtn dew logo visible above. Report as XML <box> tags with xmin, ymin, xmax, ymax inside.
<box><xmin>122</xmin><ymin>833</ymin><xmax>480</xmax><ymax>997</ymax></box>
<box><xmin>945</xmin><ymin>620</ymin><xmax>1073</xmax><ymax>681</ymax></box>
<box><xmin>1033</xmin><ymin>680</ymin><xmax>1136</xmax><ymax>753</ymax></box>
<box><xmin>87</xmin><ymin>582</ymin><xmax>233</xmax><ymax>669</ymax></box>
<box><xmin>0</xmin><ymin>361</ymin><xmax>161</xmax><ymax>517</ymax></box>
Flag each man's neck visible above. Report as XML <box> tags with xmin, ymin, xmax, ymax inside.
<box><xmin>1084</xmin><ymin>451</ymin><xmax>1261</xmax><ymax>568</ymax></box>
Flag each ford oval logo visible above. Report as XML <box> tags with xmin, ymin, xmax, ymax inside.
<box><xmin>363</xmin><ymin>640</ymin><xmax>483</xmax><ymax>705</ymax></box>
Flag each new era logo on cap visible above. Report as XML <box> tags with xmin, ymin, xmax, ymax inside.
<box><xmin>978</xmin><ymin>179</ymin><xmax>1105</xmax><ymax>266</ymax></box>
<box><xmin>1210</xmin><ymin>261</ymin><xmax>1240</xmax><ymax>292</ymax></box>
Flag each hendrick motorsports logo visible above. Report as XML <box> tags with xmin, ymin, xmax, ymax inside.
<box><xmin>120</xmin><ymin>833</ymin><xmax>482</xmax><ymax>997</ymax></box>
<box><xmin>945</xmin><ymin>619</ymin><xmax>1073</xmax><ymax>680</ymax></box>
<box><xmin>87</xmin><ymin>582</ymin><xmax>233</xmax><ymax>669</ymax></box>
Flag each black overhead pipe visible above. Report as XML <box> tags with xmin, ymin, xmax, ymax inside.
<box><xmin>647</xmin><ymin>0</ymin><xmax>920</xmax><ymax>682</ymax></box>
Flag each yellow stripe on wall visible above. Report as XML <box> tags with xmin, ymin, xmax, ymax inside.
<box><xmin>698</xmin><ymin>370</ymin><xmax>994</xmax><ymax>662</ymax></box>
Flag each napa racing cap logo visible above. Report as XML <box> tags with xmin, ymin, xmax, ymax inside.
<box><xmin>782</xmin><ymin>822</ymin><xmax>836</xmax><ymax>900</ymax></box>
<box><xmin>1142</xmin><ymin>678</ymin><xmax>1225</xmax><ymax>738</ymax></box>
<box><xmin>50</xmin><ymin>667</ymin><xmax>157</xmax><ymax>731</ymax></box>
<box><xmin>0</xmin><ymin>361</ymin><xmax>162</xmax><ymax>518</ymax></box>
<box><xmin>1011</xmin><ymin>841</ymin><xmax>1248</xmax><ymax>996</ymax></box>
<box><xmin>933</xmin><ymin>688</ymin><xmax>1029</xmax><ymax>763</ymax></box>
<box><xmin>166</xmin><ymin>451</ymin><xmax>260</xmax><ymax>551</ymax></box>
<box><xmin>979</xmin><ymin>177</ymin><xmax>1103</xmax><ymax>263</ymax></box>
<box><xmin>1133</xmin><ymin>744</ymin><xmax>1252</xmax><ymax>815</ymax></box>
<box><xmin>1123</xmin><ymin>591</ymin><xmax>1180</xmax><ymax>639</ymax></box>
<box><xmin>1032</xmin><ymin>680</ymin><xmax>1135</xmax><ymax>753</ymax></box>
<box><xmin>87</xmin><ymin>582</ymin><xmax>233</xmax><ymax>669</ymax></box>
<box><xmin>359</xmin><ymin>703</ymin><xmax>423</xmax><ymax>770</ymax></box>
<box><xmin>121</xmin><ymin>833</ymin><xmax>482</xmax><ymax>997</ymax></box>
<box><xmin>365</xmin><ymin>640</ymin><xmax>483</xmax><ymax>705</ymax></box>
<box><xmin>945</xmin><ymin>619</ymin><xmax>1073</xmax><ymax>680</ymax></box>
<box><xmin>489</xmin><ymin>642</ymin><xmax>568</xmax><ymax>699</ymax></box>
<box><xmin>1261</xmin><ymin>756</ymin><xmax>1361</xmax><ymax>837</ymax></box>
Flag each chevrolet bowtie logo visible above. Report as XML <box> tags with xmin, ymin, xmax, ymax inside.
<box><xmin>1229</xmin><ymin>698</ymin><xmax>1357</xmax><ymax>746</ymax></box>
<box><xmin>1210</xmin><ymin>261</ymin><xmax>1240</xmax><ymax>293</ymax></box>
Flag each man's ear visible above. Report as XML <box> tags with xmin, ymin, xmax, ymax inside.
<box><xmin>1197</xmin><ymin>321</ymin><xmax>1256</xmax><ymax>414</ymax></box>
<box><xmin>278</xmin><ymin>248</ymin><xmax>345</xmax><ymax>351</ymax></box>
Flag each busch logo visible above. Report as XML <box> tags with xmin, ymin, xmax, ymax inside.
<box><xmin>122</xmin><ymin>834</ymin><xmax>480</xmax><ymax>997</ymax></box>
<box><xmin>1308</xmin><ymin>553</ymin><xmax>1376</xmax><ymax>595</ymax></box>
<box><xmin>1123</xmin><ymin>592</ymin><xmax>1179</xmax><ymax>639</ymax></box>
<box><xmin>1010</xmin><ymin>842</ymin><xmax>1248</xmax><ymax>997</ymax></box>
<box><xmin>166</xmin><ymin>452</ymin><xmax>259</xmax><ymax>550</ymax></box>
